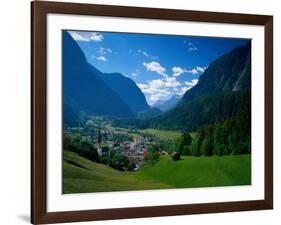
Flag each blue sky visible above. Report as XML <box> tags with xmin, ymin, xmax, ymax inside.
<box><xmin>67</xmin><ymin>30</ymin><xmax>249</xmax><ymax>105</ymax></box>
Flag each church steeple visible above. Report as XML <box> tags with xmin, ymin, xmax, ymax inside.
<box><xmin>97</xmin><ymin>128</ymin><xmax>103</xmax><ymax>156</ymax></box>
<box><xmin>98</xmin><ymin>128</ymin><xmax>102</xmax><ymax>145</ymax></box>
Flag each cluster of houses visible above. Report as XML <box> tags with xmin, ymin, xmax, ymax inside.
<box><xmin>94</xmin><ymin>128</ymin><xmax>180</xmax><ymax>170</ymax></box>
<box><xmin>120</xmin><ymin>138</ymin><xmax>148</xmax><ymax>168</ymax></box>
<box><xmin>96</xmin><ymin>129</ymin><xmax>156</xmax><ymax>169</ymax></box>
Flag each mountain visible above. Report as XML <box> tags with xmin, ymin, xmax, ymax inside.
<box><xmin>63</xmin><ymin>31</ymin><xmax>134</xmax><ymax>122</ymax></box>
<box><xmin>153</xmin><ymin>95</ymin><xmax>181</xmax><ymax>111</ymax></box>
<box><xmin>183</xmin><ymin>42</ymin><xmax>251</xmax><ymax>101</ymax></box>
<box><xmin>137</xmin><ymin>107</ymin><xmax>162</xmax><ymax>119</ymax></box>
<box><xmin>132</xmin><ymin>42</ymin><xmax>251</xmax><ymax>130</ymax></box>
<box><xmin>91</xmin><ymin>68</ymin><xmax>150</xmax><ymax>113</ymax></box>
<box><xmin>149</xmin><ymin>91</ymin><xmax>250</xmax><ymax>130</ymax></box>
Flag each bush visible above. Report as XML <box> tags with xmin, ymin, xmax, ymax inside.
<box><xmin>100</xmin><ymin>155</ymin><xmax>111</xmax><ymax>165</ymax></box>
<box><xmin>127</xmin><ymin>161</ymin><xmax>136</xmax><ymax>171</ymax></box>
<box><xmin>63</xmin><ymin>134</ymin><xmax>99</xmax><ymax>162</ymax></box>
<box><xmin>79</xmin><ymin>140</ymin><xmax>99</xmax><ymax>161</ymax></box>
<box><xmin>149</xmin><ymin>144</ymin><xmax>160</xmax><ymax>153</ymax></box>
<box><xmin>144</xmin><ymin>151</ymin><xmax>160</xmax><ymax>161</ymax></box>
<box><xmin>110</xmin><ymin>154</ymin><xmax>129</xmax><ymax>171</ymax></box>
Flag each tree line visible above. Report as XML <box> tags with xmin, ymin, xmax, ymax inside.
<box><xmin>63</xmin><ymin>134</ymin><xmax>135</xmax><ymax>171</ymax></box>
<box><xmin>174</xmin><ymin>93</ymin><xmax>251</xmax><ymax>156</ymax></box>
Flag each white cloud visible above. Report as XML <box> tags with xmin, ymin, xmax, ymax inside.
<box><xmin>99</xmin><ymin>47</ymin><xmax>112</xmax><ymax>55</ymax></box>
<box><xmin>142</xmin><ymin>77</ymin><xmax>180</xmax><ymax>91</ymax></box>
<box><xmin>137</xmin><ymin>76</ymin><xmax>180</xmax><ymax>105</ymax></box>
<box><xmin>187</xmin><ymin>42</ymin><xmax>198</xmax><ymax>51</ymax></box>
<box><xmin>189</xmin><ymin>47</ymin><xmax>198</xmax><ymax>51</ymax></box>
<box><xmin>185</xmin><ymin>79</ymin><xmax>199</xmax><ymax>86</ymax></box>
<box><xmin>69</xmin><ymin>31</ymin><xmax>103</xmax><ymax>42</ymax></box>
<box><xmin>164</xmin><ymin>77</ymin><xmax>181</xmax><ymax>88</ymax></box>
<box><xmin>196</xmin><ymin>66</ymin><xmax>205</xmax><ymax>73</ymax></box>
<box><xmin>144</xmin><ymin>79</ymin><xmax>165</xmax><ymax>92</ymax></box>
<box><xmin>138</xmin><ymin>50</ymin><xmax>158</xmax><ymax>59</ymax></box>
<box><xmin>96</xmin><ymin>56</ymin><xmax>107</xmax><ymax>62</ymax></box>
<box><xmin>187</xmin><ymin>66</ymin><xmax>207</xmax><ymax>75</ymax></box>
<box><xmin>176</xmin><ymin>79</ymin><xmax>199</xmax><ymax>95</ymax></box>
<box><xmin>179</xmin><ymin>86</ymin><xmax>192</xmax><ymax>95</ymax></box>
<box><xmin>148</xmin><ymin>93</ymin><xmax>170</xmax><ymax>104</ymax></box>
<box><xmin>137</xmin><ymin>83</ymin><xmax>149</xmax><ymax>90</ymax></box>
<box><xmin>172</xmin><ymin>67</ymin><xmax>187</xmax><ymax>77</ymax></box>
<box><xmin>188</xmin><ymin>68</ymin><xmax>199</xmax><ymax>75</ymax></box>
<box><xmin>137</xmin><ymin>80</ymin><xmax>170</xmax><ymax>100</ymax></box>
<box><xmin>143</xmin><ymin>52</ymin><xmax>149</xmax><ymax>57</ymax></box>
<box><xmin>138</xmin><ymin>80</ymin><xmax>166</xmax><ymax>100</ymax></box>
<box><xmin>143</xmin><ymin>61</ymin><xmax>167</xmax><ymax>77</ymax></box>
<box><xmin>139</xmin><ymin>60</ymin><xmax>204</xmax><ymax>104</ymax></box>
<box><xmin>138</xmin><ymin>50</ymin><xmax>149</xmax><ymax>57</ymax></box>
<box><xmin>131</xmin><ymin>69</ymin><xmax>140</xmax><ymax>79</ymax></box>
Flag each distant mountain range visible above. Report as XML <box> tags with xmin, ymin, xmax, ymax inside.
<box><xmin>63</xmin><ymin>32</ymin><xmax>151</xmax><ymax>124</ymax></box>
<box><xmin>153</xmin><ymin>95</ymin><xmax>182</xmax><ymax>111</ymax></box>
<box><xmin>137</xmin><ymin>107</ymin><xmax>162</xmax><ymax>119</ymax></box>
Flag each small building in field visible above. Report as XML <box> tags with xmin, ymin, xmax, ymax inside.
<box><xmin>171</xmin><ymin>151</ymin><xmax>181</xmax><ymax>161</ymax></box>
<box><xmin>160</xmin><ymin>150</ymin><xmax>168</xmax><ymax>156</ymax></box>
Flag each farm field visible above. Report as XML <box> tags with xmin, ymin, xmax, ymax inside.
<box><xmin>138</xmin><ymin>129</ymin><xmax>182</xmax><ymax>140</ymax></box>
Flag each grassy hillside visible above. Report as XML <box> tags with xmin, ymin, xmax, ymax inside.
<box><xmin>137</xmin><ymin>155</ymin><xmax>251</xmax><ymax>188</ymax></box>
<box><xmin>63</xmin><ymin>151</ymin><xmax>171</xmax><ymax>193</ymax></box>
<box><xmin>63</xmin><ymin>151</ymin><xmax>251</xmax><ymax>193</ymax></box>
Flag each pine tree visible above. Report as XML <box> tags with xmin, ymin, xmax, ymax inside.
<box><xmin>201</xmin><ymin>137</ymin><xmax>213</xmax><ymax>156</ymax></box>
<box><xmin>191</xmin><ymin>135</ymin><xmax>201</xmax><ymax>156</ymax></box>
<box><xmin>183</xmin><ymin>132</ymin><xmax>192</xmax><ymax>146</ymax></box>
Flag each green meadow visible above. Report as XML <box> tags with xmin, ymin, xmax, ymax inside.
<box><xmin>63</xmin><ymin>151</ymin><xmax>251</xmax><ymax>193</ymax></box>
<box><xmin>138</xmin><ymin>129</ymin><xmax>181</xmax><ymax>140</ymax></box>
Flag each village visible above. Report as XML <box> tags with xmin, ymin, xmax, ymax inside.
<box><xmin>64</xmin><ymin>116</ymin><xmax>178</xmax><ymax>171</ymax></box>
<box><xmin>96</xmin><ymin>128</ymin><xmax>156</xmax><ymax>170</ymax></box>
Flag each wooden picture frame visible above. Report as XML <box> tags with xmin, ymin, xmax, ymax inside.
<box><xmin>31</xmin><ymin>1</ymin><xmax>273</xmax><ymax>224</ymax></box>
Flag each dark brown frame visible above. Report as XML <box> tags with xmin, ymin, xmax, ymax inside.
<box><xmin>31</xmin><ymin>1</ymin><xmax>273</xmax><ymax>224</ymax></box>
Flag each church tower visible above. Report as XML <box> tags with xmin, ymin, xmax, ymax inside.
<box><xmin>97</xmin><ymin>128</ymin><xmax>103</xmax><ymax>156</ymax></box>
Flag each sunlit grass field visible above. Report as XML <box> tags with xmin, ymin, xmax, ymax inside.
<box><xmin>138</xmin><ymin>129</ymin><xmax>182</xmax><ymax>140</ymax></box>
<box><xmin>63</xmin><ymin>151</ymin><xmax>251</xmax><ymax>193</ymax></box>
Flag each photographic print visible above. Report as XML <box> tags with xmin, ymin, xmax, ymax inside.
<box><xmin>62</xmin><ymin>30</ymin><xmax>251</xmax><ymax>194</ymax></box>
<box><xmin>32</xmin><ymin>2</ymin><xmax>273</xmax><ymax>223</ymax></box>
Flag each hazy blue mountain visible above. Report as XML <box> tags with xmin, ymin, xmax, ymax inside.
<box><xmin>153</xmin><ymin>95</ymin><xmax>181</xmax><ymax>111</ymax></box>
<box><xmin>63</xmin><ymin>31</ymin><xmax>134</xmax><ymax>122</ymax></box>
<box><xmin>91</xmin><ymin>68</ymin><xmax>150</xmax><ymax>113</ymax></box>
<box><xmin>137</xmin><ymin>107</ymin><xmax>162</xmax><ymax>119</ymax></box>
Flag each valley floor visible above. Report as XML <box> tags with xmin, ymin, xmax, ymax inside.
<box><xmin>63</xmin><ymin>151</ymin><xmax>251</xmax><ymax>194</ymax></box>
